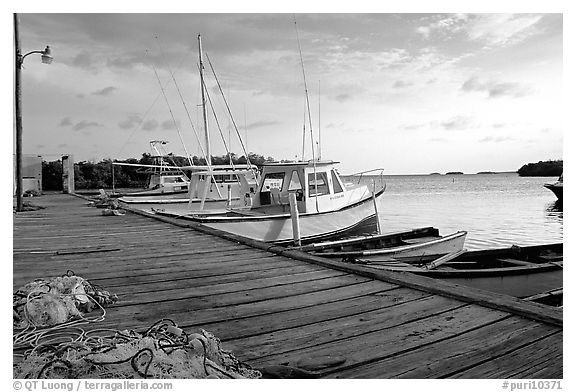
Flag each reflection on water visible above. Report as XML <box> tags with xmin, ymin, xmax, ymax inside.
<box><xmin>545</xmin><ymin>200</ymin><xmax>563</xmax><ymax>225</ymax></box>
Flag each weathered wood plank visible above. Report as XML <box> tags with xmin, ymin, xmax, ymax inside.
<box><xmin>449</xmin><ymin>331</ymin><xmax>563</xmax><ymax>379</ymax></box>
<box><xmin>243</xmin><ymin>304</ymin><xmax>509</xmax><ymax>371</ymax></box>
<box><xmin>329</xmin><ymin>316</ymin><xmax>559</xmax><ymax>378</ymax></box>
<box><xmin>197</xmin><ymin>285</ymin><xmax>412</xmax><ymax>341</ymax></box>
<box><xmin>113</xmin><ymin>269</ymin><xmax>348</xmax><ymax>305</ymax></box>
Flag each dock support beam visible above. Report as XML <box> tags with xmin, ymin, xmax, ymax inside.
<box><xmin>289</xmin><ymin>192</ymin><xmax>301</xmax><ymax>246</ymax></box>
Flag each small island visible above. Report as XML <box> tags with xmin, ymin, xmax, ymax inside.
<box><xmin>517</xmin><ymin>160</ymin><xmax>562</xmax><ymax>177</ymax></box>
<box><xmin>445</xmin><ymin>171</ymin><xmax>464</xmax><ymax>175</ymax></box>
<box><xmin>477</xmin><ymin>171</ymin><xmax>496</xmax><ymax>174</ymax></box>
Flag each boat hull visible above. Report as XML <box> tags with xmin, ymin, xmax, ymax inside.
<box><xmin>185</xmin><ymin>191</ymin><xmax>383</xmax><ymax>244</ymax></box>
<box><xmin>310</xmin><ymin>230</ymin><xmax>467</xmax><ymax>260</ymax></box>
<box><xmin>544</xmin><ymin>183</ymin><xmax>563</xmax><ymax>201</ymax></box>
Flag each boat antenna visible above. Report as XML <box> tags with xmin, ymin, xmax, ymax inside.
<box><xmin>318</xmin><ymin>80</ymin><xmax>321</xmax><ymax>161</ymax></box>
<box><xmin>294</xmin><ymin>16</ymin><xmax>319</xmax><ymax>211</ymax></box>
<box><xmin>301</xmin><ymin>96</ymin><xmax>306</xmax><ymax>161</ymax></box>
<box><xmin>198</xmin><ymin>35</ymin><xmax>211</xmax><ymax>164</ymax></box>
<box><xmin>244</xmin><ymin>104</ymin><xmax>248</xmax><ymax>153</ymax></box>
<box><xmin>294</xmin><ymin>16</ymin><xmax>316</xmax><ymax>164</ymax></box>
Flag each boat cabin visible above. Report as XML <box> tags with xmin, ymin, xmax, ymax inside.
<box><xmin>248</xmin><ymin>161</ymin><xmax>351</xmax><ymax>214</ymax></box>
<box><xmin>147</xmin><ymin>172</ymin><xmax>189</xmax><ymax>193</ymax></box>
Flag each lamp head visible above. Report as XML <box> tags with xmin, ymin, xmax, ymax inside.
<box><xmin>41</xmin><ymin>46</ymin><xmax>53</xmax><ymax>64</ymax></box>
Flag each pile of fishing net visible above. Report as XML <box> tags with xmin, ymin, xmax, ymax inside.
<box><xmin>13</xmin><ymin>271</ymin><xmax>118</xmax><ymax>331</ymax></box>
<box><xmin>90</xmin><ymin>190</ymin><xmax>125</xmax><ymax>216</ymax></box>
<box><xmin>14</xmin><ymin>319</ymin><xmax>261</xmax><ymax>379</ymax></box>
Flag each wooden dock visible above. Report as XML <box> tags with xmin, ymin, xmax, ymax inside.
<box><xmin>13</xmin><ymin>193</ymin><xmax>563</xmax><ymax>379</ymax></box>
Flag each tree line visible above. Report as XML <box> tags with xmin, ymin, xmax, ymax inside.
<box><xmin>42</xmin><ymin>153</ymin><xmax>275</xmax><ymax>191</ymax></box>
<box><xmin>517</xmin><ymin>160</ymin><xmax>563</xmax><ymax>177</ymax></box>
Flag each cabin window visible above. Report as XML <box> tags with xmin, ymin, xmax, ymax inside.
<box><xmin>262</xmin><ymin>173</ymin><xmax>285</xmax><ymax>191</ymax></box>
<box><xmin>288</xmin><ymin>171</ymin><xmax>303</xmax><ymax>191</ymax></box>
<box><xmin>331</xmin><ymin>170</ymin><xmax>344</xmax><ymax>193</ymax></box>
<box><xmin>288</xmin><ymin>170</ymin><xmax>304</xmax><ymax>201</ymax></box>
<box><xmin>308</xmin><ymin>172</ymin><xmax>329</xmax><ymax>197</ymax></box>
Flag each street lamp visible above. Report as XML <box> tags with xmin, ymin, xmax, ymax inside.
<box><xmin>14</xmin><ymin>14</ymin><xmax>53</xmax><ymax>212</ymax></box>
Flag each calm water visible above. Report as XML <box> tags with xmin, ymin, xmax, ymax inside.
<box><xmin>360</xmin><ymin>173</ymin><xmax>563</xmax><ymax>250</ymax></box>
<box><xmin>130</xmin><ymin>172</ymin><xmax>562</xmax><ymax>251</ymax></box>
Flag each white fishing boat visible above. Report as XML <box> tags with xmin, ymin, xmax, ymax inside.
<box><xmin>161</xmin><ymin>160</ymin><xmax>386</xmax><ymax>244</ymax></box>
<box><xmin>117</xmin><ymin>35</ymin><xmax>260</xmax><ymax>207</ymax></box>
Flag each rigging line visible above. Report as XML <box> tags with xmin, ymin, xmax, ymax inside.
<box><xmin>153</xmin><ymin>36</ymin><xmax>196</xmax><ymax>168</ymax></box>
<box><xmin>116</xmin><ymin>48</ymin><xmax>192</xmax><ymax>159</ymax></box>
<box><xmin>202</xmin><ymin>78</ymin><xmax>243</xmax><ymax>188</ymax></box>
<box><xmin>294</xmin><ymin>16</ymin><xmax>319</xmax><ymax>211</ymax></box>
<box><xmin>294</xmin><ymin>17</ymin><xmax>316</xmax><ymax>162</ymax></box>
<box><xmin>201</xmin><ymin>73</ymin><xmax>237</xmax><ymax>171</ymax></box>
<box><xmin>204</xmin><ymin>53</ymin><xmax>255</xmax><ymax>173</ymax></box>
<box><xmin>147</xmin><ymin>54</ymin><xmax>186</xmax><ymax>162</ymax></box>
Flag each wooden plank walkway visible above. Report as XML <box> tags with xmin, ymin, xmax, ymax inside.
<box><xmin>13</xmin><ymin>193</ymin><xmax>563</xmax><ymax>379</ymax></box>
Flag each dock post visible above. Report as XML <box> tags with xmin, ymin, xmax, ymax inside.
<box><xmin>289</xmin><ymin>192</ymin><xmax>301</xmax><ymax>246</ymax></box>
<box><xmin>227</xmin><ymin>184</ymin><xmax>232</xmax><ymax>207</ymax></box>
<box><xmin>62</xmin><ymin>155</ymin><xmax>75</xmax><ymax>194</ymax></box>
<box><xmin>372</xmin><ymin>179</ymin><xmax>381</xmax><ymax>235</ymax></box>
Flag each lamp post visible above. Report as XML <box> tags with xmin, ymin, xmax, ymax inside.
<box><xmin>14</xmin><ymin>13</ymin><xmax>53</xmax><ymax>212</ymax></box>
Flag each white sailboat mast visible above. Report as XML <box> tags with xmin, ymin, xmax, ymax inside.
<box><xmin>198</xmin><ymin>34</ymin><xmax>211</xmax><ymax>163</ymax></box>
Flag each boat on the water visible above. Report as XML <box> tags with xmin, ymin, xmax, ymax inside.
<box><xmin>117</xmin><ymin>35</ymin><xmax>260</xmax><ymax>207</ymax></box>
<box><xmin>544</xmin><ymin>173</ymin><xmax>563</xmax><ymax>201</ymax></box>
<box><xmin>298</xmin><ymin>227</ymin><xmax>467</xmax><ymax>261</ymax></box>
<box><xmin>328</xmin><ymin>242</ymin><xmax>562</xmax><ymax>298</ymax></box>
<box><xmin>160</xmin><ymin>160</ymin><xmax>386</xmax><ymax>244</ymax></box>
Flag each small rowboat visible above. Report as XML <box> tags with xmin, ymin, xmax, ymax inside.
<box><xmin>298</xmin><ymin>227</ymin><xmax>467</xmax><ymax>261</ymax></box>
<box><xmin>305</xmin><ymin>238</ymin><xmax>562</xmax><ymax>298</ymax></box>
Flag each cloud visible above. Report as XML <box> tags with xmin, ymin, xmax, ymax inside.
<box><xmin>416</xmin><ymin>14</ymin><xmax>468</xmax><ymax>40</ymax></box>
<box><xmin>416</xmin><ymin>14</ymin><xmax>544</xmax><ymax>48</ymax></box>
<box><xmin>92</xmin><ymin>86</ymin><xmax>118</xmax><ymax>96</ymax></box>
<box><xmin>57</xmin><ymin>143</ymin><xmax>68</xmax><ymax>148</ymax></box>
<box><xmin>399</xmin><ymin>123</ymin><xmax>427</xmax><ymax>131</ymax></box>
<box><xmin>461</xmin><ymin>77</ymin><xmax>531</xmax><ymax>98</ymax></box>
<box><xmin>439</xmin><ymin>116</ymin><xmax>474</xmax><ymax>131</ymax></box>
<box><xmin>333</xmin><ymin>93</ymin><xmax>352</xmax><ymax>102</ymax></box>
<box><xmin>246</xmin><ymin>120</ymin><xmax>280</xmax><ymax>129</ymax></box>
<box><xmin>119</xmin><ymin>115</ymin><xmax>143</xmax><ymax>130</ymax></box>
<box><xmin>392</xmin><ymin>80</ymin><xmax>413</xmax><ymax>89</ymax></box>
<box><xmin>72</xmin><ymin>120</ymin><xmax>103</xmax><ymax>131</ymax></box>
<box><xmin>142</xmin><ymin>119</ymin><xmax>159</xmax><ymax>131</ymax></box>
<box><xmin>72</xmin><ymin>52</ymin><xmax>96</xmax><ymax>70</ymax></box>
<box><xmin>161</xmin><ymin>119</ymin><xmax>180</xmax><ymax>130</ymax></box>
<box><xmin>59</xmin><ymin>117</ymin><xmax>73</xmax><ymax>127</ymax></box>
<box><xmin>465</xmin><ymin>14</ymin><xmax>544</xmax><ymax>47</ymax></box>
<box><xmin>478</xmin><ymin>136</ymin><xmax>515</xmax><ymax>143</ymax></box>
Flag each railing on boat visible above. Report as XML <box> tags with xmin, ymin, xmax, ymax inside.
<box><xmin>346</xmin><ymin>168</ymin><xmax>386</xmax><ymax>191</ymax></box>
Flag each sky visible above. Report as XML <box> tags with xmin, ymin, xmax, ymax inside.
<box><xmin>13</xmin><ymin>12</ymin><xmax>563</xmax><ymax>174</ymax></box>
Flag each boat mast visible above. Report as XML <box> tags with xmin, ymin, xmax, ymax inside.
<box><xmin>318</xmin><ymin>80</ymin><xmax>321</xmax><ymax>161</ymax></box>
<box><xmin>198</xmin><ymin>34</ymin><xmax>211</xmax><ymax>164</ymax></box>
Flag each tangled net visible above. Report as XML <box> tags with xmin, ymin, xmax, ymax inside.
<box><xmin>14</xmin><ymin>319</ymin><xmax>261</xmax><ymax>379</ymax></box>
<box><xmin>13</xmin><ymin>271</ymin><xmax>118</xmax><ymax>351</ymax></box>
